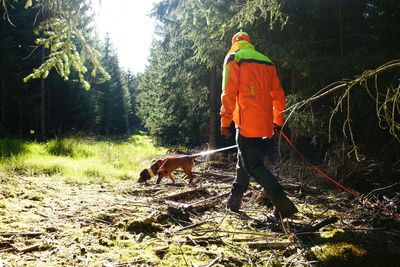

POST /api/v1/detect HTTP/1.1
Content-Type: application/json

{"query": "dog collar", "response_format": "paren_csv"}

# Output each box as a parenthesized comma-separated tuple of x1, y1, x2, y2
(147, 168, 156, 177)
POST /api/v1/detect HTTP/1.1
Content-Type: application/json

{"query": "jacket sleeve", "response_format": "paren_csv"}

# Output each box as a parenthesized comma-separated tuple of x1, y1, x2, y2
(270, 66, 286, 126)
(220, 55, 240, 127)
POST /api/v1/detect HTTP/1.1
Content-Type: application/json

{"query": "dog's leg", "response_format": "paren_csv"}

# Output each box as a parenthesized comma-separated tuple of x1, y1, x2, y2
(156, 172, 165, 184)
(167, 173, 176, 183)
(184, 169, 194, 183)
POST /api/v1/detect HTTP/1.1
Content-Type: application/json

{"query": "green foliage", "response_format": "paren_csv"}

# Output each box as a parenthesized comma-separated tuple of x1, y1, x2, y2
(24, 0, 33, 9)
(20, 0, 110, 90)
(0, 139, 29, 157)
(138, 0, 400, 168)
(46, 139, 94, 158)
(137, 35, 210, 146)
(0, 134, 167, 183)
(94, 35, 131, 135)
(0, 1, 137, 138)
(228, 0, 288, 30)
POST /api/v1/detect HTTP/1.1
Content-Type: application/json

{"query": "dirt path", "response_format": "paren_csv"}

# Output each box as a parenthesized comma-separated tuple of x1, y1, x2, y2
(1, 174, 399, 266)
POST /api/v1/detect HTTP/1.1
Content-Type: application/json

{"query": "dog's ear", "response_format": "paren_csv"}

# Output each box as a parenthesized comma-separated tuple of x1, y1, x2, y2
(153, 159, 163, 169)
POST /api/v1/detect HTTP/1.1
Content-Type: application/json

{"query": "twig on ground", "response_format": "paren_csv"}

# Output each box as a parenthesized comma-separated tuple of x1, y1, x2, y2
(0, 232, 45, 237)
(189, 192, 230, 207)
(177, 241, 190, 267)
(265, 253, 276, 266)
(221, 239, 254, 267)
(164, 188, 209, 201)
(365, 183, 398, 199)
(298, 216, 339, 234)
(247, 241, 292, 249)
(304, 198, 345, 227)
(206, 254, 223, 267)
(173, 220, 216, 233)
(18, 243, 47, 253)
(189, 228, 280, 237)
(193, 171, 236, 179)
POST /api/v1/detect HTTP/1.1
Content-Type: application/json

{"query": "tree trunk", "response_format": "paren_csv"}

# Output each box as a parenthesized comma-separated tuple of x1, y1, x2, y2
(18, 101, 22, 136)
(125, 112, 130, 136)
(337, 0, 344, 76)
(291, 70, 301, 94)
(208, 67, 217, 160)
(0, 69, 6, 136)
(40, 47, 46, 141)
(47, 80, 51, 136)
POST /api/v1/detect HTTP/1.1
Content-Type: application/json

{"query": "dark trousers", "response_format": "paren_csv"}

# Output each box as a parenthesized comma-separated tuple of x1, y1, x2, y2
(231, 131, 286, 204)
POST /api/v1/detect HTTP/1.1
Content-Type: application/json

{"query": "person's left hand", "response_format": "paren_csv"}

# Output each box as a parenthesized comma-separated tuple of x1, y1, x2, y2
(273, 123, 282, 134)
(221, 127, 231, 139)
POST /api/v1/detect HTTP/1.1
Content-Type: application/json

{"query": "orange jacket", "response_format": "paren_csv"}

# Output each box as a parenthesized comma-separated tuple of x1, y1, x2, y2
(220, 41, 286, 138)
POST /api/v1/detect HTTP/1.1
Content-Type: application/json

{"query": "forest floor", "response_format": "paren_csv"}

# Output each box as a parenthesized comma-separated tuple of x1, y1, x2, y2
(1, 158, 400, 266)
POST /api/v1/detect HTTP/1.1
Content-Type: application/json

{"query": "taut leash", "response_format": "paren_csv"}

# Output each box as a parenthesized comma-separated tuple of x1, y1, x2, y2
(280, 131, 400, 219)
(192, 145, 238, 157)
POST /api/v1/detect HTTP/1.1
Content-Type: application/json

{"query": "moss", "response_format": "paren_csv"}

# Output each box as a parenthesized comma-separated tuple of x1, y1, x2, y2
(320, 228, 344, 238)
(99, 237, 115, 247)
(22, 192, 44, 201)
(126, 220, 163, 235)
(310, 229, 400, 267)
(95, 212, 115, 223)
(313, 242, 367, 264)
(90, 244, 109, 253)
(0, 201, 6, 209)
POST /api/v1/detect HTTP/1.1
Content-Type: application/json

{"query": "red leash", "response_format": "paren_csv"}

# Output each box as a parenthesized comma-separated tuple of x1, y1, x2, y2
(280, 131, 400, 219)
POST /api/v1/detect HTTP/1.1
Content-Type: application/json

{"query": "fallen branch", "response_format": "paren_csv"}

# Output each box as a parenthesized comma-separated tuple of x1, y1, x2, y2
(189, 192, 230, 207)
(365, 183, 398, 199)
(0, 232, 45, 237)
(173, 221, 215, 233)
(164, 188, 209, 201)
(184, 236, 225, 246)
(284, 59, 400, 112)
(308, 216, 338, 232)
(206, 254, 223, 267)
(221, 240, 254, 266)
(191, 171, 236, 180)
(231, 237, 261, 242)
(299, 216, 339, 233)
(164, 200, 192, 210)
(164, 192, 229, 211)
(18, 243, 48, 253)
(128, 188, 164, 195)
(154, 246, 169, 255)
(187, 228, 278, 237)
(247, 241, 292, 249)
(103, 259, 145, 267)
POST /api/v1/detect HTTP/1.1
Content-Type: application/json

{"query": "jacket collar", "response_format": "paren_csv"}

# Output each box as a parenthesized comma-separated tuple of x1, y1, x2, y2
(227, 40, 255, 55)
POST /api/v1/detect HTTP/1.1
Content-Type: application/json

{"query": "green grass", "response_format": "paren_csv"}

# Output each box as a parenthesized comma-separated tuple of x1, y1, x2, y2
(0, 134, 167, 184)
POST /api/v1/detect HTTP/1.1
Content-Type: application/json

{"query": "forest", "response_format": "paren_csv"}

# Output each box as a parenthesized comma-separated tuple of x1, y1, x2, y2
(1, 0, 400, 266)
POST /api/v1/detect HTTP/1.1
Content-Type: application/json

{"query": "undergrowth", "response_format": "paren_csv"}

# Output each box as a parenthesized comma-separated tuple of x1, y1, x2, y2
(0, 134, 166, 184)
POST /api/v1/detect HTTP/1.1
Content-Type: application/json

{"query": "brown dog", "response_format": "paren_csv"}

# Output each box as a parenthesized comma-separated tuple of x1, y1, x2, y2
(138, 159, 163, 183)
(138, 156, 197, 184)
(156, 156, 197, 184)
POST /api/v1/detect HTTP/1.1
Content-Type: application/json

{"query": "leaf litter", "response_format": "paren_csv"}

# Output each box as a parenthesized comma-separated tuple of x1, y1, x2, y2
(1, 158, 400, 266)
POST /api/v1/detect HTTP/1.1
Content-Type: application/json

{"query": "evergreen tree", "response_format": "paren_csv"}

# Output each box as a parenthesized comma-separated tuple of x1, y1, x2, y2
(137, 35, 209, 146)
(95, 35, 131, 136)
(0, 1, 43, 137)
(126, 71, 142, 129)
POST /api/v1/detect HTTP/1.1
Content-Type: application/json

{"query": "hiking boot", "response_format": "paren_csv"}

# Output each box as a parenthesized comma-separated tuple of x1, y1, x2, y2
(273, 196, 298, 219)
(227, 193, 243, 213)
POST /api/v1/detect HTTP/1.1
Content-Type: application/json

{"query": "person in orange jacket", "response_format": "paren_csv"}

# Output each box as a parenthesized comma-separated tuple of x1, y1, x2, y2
(220, 32, 297, 219)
